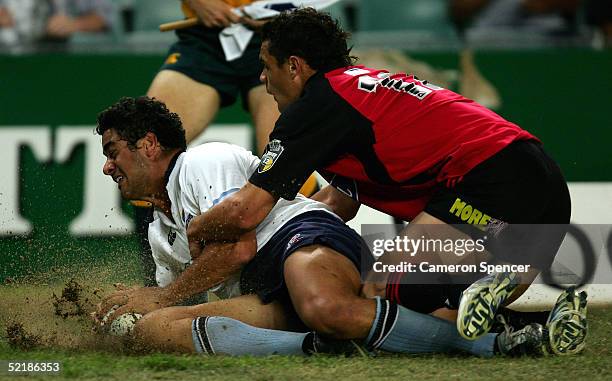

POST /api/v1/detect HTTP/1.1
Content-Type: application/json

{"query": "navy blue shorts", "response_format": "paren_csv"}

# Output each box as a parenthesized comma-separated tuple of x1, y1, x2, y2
(240, 211, 373, 304)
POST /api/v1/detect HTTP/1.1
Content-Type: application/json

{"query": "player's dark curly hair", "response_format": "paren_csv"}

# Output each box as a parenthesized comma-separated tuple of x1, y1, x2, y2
(261, 8, 355, 71)
(96, 96, 186, 151)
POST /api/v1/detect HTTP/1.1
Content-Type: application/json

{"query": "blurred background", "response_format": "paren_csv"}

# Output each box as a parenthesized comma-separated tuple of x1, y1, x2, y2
(0, 1, 610, 295)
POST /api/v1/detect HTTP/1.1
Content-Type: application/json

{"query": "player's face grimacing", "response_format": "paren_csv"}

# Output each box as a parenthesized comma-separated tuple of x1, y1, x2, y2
(101, 129, 150, 201)
(259, 41, 303, 112)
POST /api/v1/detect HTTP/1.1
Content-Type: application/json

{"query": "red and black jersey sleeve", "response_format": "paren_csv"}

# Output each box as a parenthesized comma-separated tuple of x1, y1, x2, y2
(249, 72, 372, 200)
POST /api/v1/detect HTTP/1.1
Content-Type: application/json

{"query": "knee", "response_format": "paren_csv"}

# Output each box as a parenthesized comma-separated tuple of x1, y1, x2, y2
(297, 296, 364, 339)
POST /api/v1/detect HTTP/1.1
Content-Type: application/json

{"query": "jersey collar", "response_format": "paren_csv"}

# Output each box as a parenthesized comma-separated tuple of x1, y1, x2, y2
(163, 150, 185, 186)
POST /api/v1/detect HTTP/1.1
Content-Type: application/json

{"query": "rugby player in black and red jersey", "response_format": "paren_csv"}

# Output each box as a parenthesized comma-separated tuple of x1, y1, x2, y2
(185, 8, 587, 355)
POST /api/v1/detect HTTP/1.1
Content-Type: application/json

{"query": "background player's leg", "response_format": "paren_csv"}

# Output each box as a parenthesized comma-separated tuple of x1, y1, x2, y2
(147, 70, 221, 142)
(247, 84, 279, 155)
(134, 294, 299, 353)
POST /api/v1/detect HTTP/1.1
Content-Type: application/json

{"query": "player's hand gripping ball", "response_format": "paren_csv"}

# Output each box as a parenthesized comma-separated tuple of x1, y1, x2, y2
(100, 305, 143, 336)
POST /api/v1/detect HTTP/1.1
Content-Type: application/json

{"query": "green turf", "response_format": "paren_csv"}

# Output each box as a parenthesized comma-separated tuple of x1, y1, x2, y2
(1, 279, 611, 381)
(1, 326, 611, 381)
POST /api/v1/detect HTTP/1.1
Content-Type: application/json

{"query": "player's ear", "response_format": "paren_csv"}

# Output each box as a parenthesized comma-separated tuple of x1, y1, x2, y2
(287, 56, 300, 77)
(141, 132, 160, 157)
(288, 56, 313, 81)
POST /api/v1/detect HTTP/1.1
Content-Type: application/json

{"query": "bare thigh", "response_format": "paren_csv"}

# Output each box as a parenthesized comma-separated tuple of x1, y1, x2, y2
(284, 245, 376, 339)
(247, 85, 279, 154)
(147, 70, 221, 142)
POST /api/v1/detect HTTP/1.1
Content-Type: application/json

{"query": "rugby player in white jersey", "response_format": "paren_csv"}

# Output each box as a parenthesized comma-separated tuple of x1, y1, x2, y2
(93, 96, 577, 357)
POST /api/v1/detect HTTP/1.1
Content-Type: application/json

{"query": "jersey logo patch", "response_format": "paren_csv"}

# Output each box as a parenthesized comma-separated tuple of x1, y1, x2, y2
(165, 53, 180, 65)
(344, 67, 371, 76)
(258, 139, 284, 173)
(168, 230, 177, 246)
(330, 175, 359, 201)
(184, 213, 195, 228)
(287, 233, 303, 251)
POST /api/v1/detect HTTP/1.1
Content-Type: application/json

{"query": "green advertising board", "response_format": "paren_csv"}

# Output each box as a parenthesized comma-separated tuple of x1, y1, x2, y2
(1, 48, 611, 280)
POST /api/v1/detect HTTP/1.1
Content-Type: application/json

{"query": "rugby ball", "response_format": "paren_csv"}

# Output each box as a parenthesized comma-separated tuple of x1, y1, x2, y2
(100, 305, 143, 336)
(108, 312, 143, 336)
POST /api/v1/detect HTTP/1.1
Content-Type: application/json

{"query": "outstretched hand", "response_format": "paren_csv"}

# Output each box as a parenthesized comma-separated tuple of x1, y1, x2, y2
(93, 285, 172, 325)
(188, 0, 241, 28)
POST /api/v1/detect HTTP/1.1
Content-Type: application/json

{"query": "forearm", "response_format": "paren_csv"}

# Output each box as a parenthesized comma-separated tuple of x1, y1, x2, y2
(161, 242, 245, 304)
(184, 0, 239, 27)
(95, 239, 254, 320)
(187, 205, 251, 244)
(187, 183, 277, 243)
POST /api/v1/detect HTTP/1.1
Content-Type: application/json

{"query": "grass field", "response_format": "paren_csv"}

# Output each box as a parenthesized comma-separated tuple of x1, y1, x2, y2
(1, 271, 611, 381)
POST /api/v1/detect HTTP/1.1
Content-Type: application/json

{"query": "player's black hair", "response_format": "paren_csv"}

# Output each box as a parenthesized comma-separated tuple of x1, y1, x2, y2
(95, 96, 186, 151)
(261, 8, 355, 72)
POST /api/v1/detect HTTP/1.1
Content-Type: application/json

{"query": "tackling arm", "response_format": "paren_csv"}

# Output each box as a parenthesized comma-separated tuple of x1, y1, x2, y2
(186, 181, 277, 247)
(96, 232, 257, 322)
(161, 231, 257, 303)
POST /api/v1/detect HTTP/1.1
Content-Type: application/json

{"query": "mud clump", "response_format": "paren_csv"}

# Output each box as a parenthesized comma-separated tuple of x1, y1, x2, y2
(1, 270, 138, 353)
(52, 279, 87, 319)
(6, 322, 42, 350)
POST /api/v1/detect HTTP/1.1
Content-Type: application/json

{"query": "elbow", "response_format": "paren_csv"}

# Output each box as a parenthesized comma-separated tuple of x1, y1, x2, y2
(234, 247, 257, 266)
(225, 195, 264, 232)
(226, 207, 257, 233)
(234, 211, 260, 232)
(186, 221, 201, 245)
(231, 238, 258, 267)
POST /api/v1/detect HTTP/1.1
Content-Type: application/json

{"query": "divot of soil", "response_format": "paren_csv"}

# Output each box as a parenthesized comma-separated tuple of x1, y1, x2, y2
(52, 279, 87, 319)
(6, 322, 42, 350)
